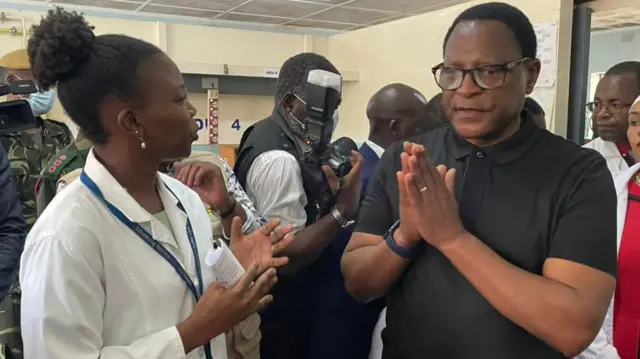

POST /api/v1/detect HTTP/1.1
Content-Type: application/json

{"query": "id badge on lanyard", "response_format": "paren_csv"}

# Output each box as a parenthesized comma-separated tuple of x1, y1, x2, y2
(80, 172, 213, 359)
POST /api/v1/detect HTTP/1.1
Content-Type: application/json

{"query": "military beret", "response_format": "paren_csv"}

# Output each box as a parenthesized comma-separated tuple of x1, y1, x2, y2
(0, 49, 30, 70)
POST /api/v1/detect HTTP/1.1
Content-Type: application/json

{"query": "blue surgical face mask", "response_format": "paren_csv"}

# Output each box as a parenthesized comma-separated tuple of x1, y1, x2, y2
(25, 90, 55, 117)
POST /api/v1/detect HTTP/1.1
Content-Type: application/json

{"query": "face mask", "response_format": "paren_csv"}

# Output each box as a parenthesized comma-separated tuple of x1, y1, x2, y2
(25, 90, 56, 117)
(332, 109, 340, 132)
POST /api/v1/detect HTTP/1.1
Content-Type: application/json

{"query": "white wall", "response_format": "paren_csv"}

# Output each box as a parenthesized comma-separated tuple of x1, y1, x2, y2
(589, 27, 640, 75)
(1, 2, 573, 143)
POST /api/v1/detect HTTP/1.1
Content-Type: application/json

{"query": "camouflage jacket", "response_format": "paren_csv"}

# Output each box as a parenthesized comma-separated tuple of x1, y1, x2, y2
(0, 118, 71, 359)
(0, 118, 72, 229)
(0, 275, 20, 359)
(35, 133, 92, 216)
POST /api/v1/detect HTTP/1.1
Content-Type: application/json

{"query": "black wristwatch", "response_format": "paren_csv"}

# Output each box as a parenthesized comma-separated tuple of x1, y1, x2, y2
(384, 220, 419, 259)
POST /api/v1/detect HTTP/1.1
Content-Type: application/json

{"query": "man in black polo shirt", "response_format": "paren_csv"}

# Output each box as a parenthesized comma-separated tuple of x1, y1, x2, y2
(341, 3, 617, 359)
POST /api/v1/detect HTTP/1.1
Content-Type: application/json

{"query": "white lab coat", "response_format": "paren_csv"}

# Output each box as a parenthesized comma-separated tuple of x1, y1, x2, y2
(19, 149, 227, 359)
(576, 162, 640, 359)
(583, 138, 630, 176)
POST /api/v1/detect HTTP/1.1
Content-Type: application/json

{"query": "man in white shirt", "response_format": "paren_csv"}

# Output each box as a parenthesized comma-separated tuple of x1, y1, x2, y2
(362, 85, 444, 359)
(233, 53, 363, 359)
(584, 61, 640, 174)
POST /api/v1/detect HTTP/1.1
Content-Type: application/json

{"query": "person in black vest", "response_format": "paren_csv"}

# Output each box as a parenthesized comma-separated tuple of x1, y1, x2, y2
(342, 3, 617, 359)
(234, 53, 363, 359)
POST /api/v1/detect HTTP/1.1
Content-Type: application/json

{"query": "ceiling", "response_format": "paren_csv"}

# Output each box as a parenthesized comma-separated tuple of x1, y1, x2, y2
(591, 3, 640, 31)
(37, 0, 468, 32)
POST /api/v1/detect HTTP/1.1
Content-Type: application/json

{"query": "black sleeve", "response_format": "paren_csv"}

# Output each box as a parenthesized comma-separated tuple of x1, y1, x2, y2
(354, 150, 396, 236)
(0, 146, 26, 297)
(547, 154, 617, 276)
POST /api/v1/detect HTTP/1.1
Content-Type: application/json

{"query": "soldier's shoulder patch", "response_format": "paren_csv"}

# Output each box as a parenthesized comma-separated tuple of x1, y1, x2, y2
(40, 148, 80, 180)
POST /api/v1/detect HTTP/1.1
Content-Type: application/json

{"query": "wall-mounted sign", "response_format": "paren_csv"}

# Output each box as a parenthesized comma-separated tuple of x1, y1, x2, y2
(195, 118, 207, 131)
(232, 119, 241, 131)
(264, 68, 279, 78)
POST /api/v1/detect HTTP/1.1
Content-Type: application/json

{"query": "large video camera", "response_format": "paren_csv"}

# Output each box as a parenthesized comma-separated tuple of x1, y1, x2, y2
(301, 69, 341, 152)
(0, 79, 38, 135)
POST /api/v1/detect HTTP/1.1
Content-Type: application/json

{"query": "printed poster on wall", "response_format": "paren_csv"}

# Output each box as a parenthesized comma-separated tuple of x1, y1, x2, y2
(208, 89, 220, 145)
(533, 22, 558, 88)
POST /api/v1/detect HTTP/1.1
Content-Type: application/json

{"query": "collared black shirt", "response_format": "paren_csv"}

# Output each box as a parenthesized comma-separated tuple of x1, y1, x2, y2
(355, 116, 617, 359)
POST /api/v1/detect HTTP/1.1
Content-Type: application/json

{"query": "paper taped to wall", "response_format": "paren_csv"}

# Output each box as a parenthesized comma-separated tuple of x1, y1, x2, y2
(534, 22, 558, 88)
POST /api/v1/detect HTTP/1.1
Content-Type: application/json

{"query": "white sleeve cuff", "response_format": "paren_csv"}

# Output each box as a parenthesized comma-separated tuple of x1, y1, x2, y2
(97, 326, 187, 359)
(164, 326, 188, 359)
(221, 204, 258, 240)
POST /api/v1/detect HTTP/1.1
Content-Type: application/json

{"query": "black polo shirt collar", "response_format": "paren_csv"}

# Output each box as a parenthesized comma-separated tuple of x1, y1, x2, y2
(447, 111, 541, 164)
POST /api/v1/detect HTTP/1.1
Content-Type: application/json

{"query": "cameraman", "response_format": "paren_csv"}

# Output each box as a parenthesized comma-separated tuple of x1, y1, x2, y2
(0, 49, 72, 228)
(234, 53, 363, 359)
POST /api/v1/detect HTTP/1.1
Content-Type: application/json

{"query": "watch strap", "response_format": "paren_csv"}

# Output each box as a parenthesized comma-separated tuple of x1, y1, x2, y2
(331, 206, 355, 229)
(384, 221, 418, 259)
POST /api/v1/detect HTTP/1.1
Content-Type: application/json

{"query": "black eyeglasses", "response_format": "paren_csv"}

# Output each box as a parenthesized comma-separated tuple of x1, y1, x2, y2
(586, 102, 633, 115)
(431, 58, 530, 91)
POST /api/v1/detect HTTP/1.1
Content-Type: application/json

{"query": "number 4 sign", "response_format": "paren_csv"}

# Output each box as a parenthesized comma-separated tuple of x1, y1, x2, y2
(231, 119, 241, 131)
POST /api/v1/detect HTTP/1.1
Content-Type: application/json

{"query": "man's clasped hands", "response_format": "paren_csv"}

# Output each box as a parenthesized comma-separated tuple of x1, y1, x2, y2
(394, 142, 468, 252)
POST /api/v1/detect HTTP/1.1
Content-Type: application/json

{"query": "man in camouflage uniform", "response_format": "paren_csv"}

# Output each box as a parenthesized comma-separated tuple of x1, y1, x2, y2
(0, 49, 73, 227)
(0, 49, 73, 359)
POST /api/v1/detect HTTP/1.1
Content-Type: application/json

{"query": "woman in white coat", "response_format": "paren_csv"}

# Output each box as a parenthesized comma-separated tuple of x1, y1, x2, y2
(19, 8, 292, 359)
(578, 95, 640, 359)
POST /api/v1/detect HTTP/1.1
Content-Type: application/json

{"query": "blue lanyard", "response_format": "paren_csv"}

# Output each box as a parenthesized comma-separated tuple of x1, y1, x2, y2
(80, 171, 213, 359)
